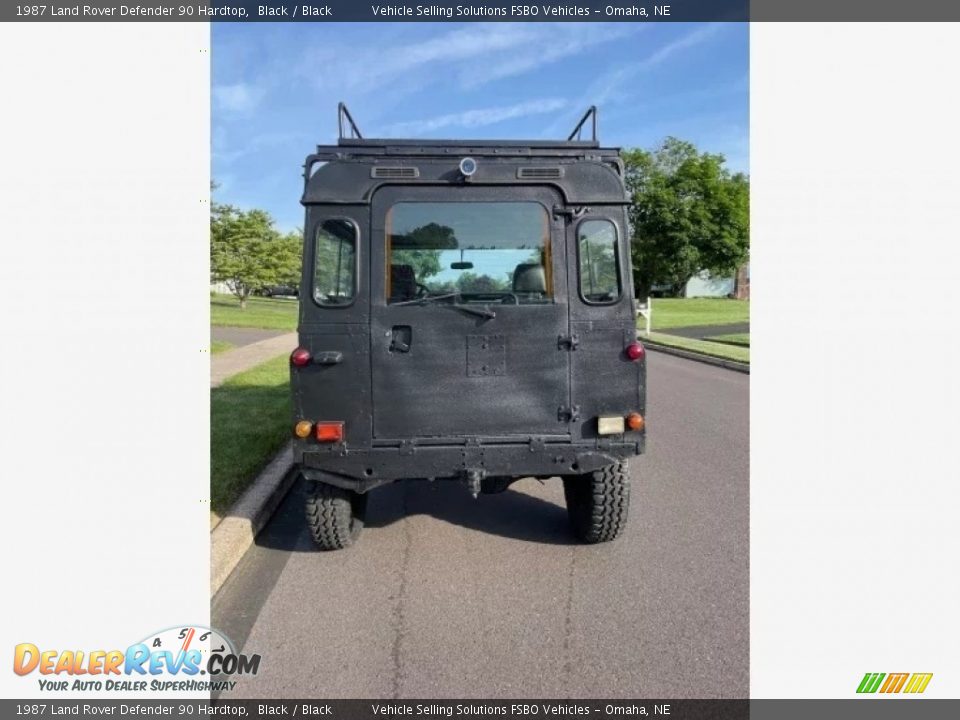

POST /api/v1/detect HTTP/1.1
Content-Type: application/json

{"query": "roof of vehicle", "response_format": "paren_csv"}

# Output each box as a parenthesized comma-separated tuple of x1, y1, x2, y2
(300, 103, 629, 206)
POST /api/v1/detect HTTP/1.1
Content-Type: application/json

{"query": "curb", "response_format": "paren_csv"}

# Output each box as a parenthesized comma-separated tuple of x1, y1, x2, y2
(642, 340, 750, 374)
(210, 441, 296, 596)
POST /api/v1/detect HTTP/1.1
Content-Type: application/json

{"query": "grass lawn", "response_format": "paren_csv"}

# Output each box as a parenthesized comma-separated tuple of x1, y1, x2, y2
(210, 354, 291, 522)
(704, 333, 750, 347)
(211, 340, 234, 355)
(643, 332, 749, 364)
(211, 294, 298, 331)
(649, 298, 749, 330)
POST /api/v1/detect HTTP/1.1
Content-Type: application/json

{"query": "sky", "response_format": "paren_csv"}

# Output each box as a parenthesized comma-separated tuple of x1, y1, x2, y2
(212, 22, 749, 232)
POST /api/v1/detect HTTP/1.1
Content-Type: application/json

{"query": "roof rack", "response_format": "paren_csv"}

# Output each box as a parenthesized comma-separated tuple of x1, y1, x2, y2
(338, 102, 363, 140)
(334, 102, 599, 145)
(567, 106, 597, 142)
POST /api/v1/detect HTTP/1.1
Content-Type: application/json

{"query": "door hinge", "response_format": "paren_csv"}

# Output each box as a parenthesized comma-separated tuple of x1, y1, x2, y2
(558, 405, 581, 423)
(558, 333, 580, 351)
(553, 205, 589, 222)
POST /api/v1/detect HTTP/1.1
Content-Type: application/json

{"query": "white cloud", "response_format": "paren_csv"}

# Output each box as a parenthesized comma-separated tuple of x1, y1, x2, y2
(383, 98, 568, 136)
(212, 128, 309, 166)
(592, 23, 723, 106)
(542, 24, 725, 137)
(457, 24, 640, 88)
(212, 82, 263, 113)
(303, 24, 639, 97)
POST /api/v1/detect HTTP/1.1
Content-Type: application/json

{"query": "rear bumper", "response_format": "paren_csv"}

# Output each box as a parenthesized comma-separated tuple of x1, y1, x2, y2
(296, 439, 643, 493)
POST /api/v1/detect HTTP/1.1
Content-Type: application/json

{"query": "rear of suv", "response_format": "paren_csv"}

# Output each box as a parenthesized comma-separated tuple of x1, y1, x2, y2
(290, 105, 646, 549)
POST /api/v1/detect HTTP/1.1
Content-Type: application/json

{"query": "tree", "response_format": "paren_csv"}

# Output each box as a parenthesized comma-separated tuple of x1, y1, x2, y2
(391, 222, 454, 284)
(211, 203, 291, 307)
(393, 249, 443, 284)
(275, 230, 303, 288)
(623, 138, 749, 297)
(456, 272, 508, 293)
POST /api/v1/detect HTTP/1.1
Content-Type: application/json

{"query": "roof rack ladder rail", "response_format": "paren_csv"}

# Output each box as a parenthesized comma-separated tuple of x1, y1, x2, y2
(566, 105, 597, 142)
(338, 101, 363, 140)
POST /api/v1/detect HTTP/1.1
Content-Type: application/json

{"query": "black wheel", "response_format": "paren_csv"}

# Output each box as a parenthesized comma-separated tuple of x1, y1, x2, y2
(562, 462, 631, 543)
(305, 480, 367, 550)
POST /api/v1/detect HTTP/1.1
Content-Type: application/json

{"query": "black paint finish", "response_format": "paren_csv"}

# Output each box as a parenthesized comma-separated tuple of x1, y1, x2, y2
(291, 132, 645, 491)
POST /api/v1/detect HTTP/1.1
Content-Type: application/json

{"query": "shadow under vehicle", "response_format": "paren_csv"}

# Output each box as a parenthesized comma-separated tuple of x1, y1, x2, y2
(289, 104, 646, 549)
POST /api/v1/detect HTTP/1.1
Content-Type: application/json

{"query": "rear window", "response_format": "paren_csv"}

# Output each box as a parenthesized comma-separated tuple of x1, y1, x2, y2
(313, 219, 357, 306)
(386, 202, 551, 304)
(577, 219, 621, 304)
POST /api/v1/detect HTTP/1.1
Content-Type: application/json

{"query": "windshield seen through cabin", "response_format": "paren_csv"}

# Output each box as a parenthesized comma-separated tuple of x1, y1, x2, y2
(386, 202, 552, 304)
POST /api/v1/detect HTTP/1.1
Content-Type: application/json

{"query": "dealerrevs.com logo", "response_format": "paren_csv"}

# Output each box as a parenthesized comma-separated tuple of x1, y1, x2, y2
(13, 625, 260, 693)
(856, 673, 933, 694)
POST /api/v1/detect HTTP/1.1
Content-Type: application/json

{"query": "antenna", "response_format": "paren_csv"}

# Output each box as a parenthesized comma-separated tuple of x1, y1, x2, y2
(338, 102, 363, 140)
(566, 106, 598, 142)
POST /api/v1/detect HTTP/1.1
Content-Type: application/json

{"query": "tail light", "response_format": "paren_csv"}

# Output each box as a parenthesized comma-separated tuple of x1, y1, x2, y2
(625, 341, 645, 361)
(315, 421, 344, 443)
(291, 347, 312, 366)
(626, 412, 645, 431)
(294, 421, 313, 438)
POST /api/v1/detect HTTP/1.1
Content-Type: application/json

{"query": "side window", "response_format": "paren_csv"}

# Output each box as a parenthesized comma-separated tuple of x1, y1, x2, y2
(313, 219, 357, 306)
(577, 219, 621, 304)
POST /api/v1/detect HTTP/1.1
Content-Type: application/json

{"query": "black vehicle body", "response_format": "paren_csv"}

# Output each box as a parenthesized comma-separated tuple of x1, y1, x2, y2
(290, 106, 645, 546)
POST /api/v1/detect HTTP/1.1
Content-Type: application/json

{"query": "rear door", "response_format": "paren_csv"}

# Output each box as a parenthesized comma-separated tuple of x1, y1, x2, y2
(565, 208, 643, 439)
(369, 185, 571, 440)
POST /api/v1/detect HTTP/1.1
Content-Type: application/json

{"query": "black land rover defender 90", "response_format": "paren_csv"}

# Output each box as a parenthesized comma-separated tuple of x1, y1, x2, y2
(290, 104, 646, 549)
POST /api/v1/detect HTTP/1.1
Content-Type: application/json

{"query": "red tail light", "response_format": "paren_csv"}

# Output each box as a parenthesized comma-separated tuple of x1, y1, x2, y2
(625, 341, 645, 361)
(315, 421, 344, 443)
(291, 347, 312, 367)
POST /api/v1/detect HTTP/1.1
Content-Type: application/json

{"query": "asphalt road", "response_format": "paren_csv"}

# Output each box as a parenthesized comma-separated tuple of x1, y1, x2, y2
(212, 352, 749, 698)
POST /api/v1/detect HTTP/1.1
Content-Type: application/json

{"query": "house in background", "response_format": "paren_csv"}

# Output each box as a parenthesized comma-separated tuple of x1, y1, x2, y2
(683, 263, 750, 299)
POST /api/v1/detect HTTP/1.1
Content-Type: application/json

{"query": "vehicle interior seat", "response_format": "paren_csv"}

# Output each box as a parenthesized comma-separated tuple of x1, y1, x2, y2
(390, 264, 417, 302)
(512, 263, 547, 299)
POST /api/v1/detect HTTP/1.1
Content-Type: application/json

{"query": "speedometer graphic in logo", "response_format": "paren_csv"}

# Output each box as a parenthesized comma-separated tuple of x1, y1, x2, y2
(138, 625, 235, 675)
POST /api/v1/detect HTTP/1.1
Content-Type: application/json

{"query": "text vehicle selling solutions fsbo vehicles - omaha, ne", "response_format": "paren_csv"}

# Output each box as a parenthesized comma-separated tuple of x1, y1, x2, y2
(289, 104, 646, 550)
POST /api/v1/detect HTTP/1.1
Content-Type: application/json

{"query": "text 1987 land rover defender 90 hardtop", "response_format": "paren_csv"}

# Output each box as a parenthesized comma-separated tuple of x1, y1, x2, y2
(290, 104, 645, 549)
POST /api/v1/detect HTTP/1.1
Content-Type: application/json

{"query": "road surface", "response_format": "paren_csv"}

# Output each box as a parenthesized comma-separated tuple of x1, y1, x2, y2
(212, 352, 749, 698)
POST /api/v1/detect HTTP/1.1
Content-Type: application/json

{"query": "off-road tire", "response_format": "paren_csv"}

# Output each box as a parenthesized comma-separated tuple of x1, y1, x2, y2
(305, 480, 367, 550)
(562, 462, 630, 543)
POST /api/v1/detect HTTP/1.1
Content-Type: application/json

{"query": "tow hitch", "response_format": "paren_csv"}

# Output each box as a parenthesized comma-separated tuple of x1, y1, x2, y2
(463, 469, 486, 499)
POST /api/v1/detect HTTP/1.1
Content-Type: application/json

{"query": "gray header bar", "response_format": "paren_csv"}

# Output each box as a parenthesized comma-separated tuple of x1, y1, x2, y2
(2, 700, 960, 719)
(5, 1, 960, 22)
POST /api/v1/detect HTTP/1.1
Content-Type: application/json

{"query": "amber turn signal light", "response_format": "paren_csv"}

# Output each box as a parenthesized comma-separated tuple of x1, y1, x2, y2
(315, 421, 345, 443)
(294, 421, 313, 438)
(626, 412, 644, 431)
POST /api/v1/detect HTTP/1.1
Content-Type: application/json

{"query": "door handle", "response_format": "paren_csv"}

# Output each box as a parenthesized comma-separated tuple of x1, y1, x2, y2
(314, 351, 343, 365)
(390, 325, 412, 353)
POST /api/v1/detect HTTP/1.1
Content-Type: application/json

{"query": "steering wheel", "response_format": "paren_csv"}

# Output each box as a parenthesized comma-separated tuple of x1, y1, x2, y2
(415, 282, 431, 297)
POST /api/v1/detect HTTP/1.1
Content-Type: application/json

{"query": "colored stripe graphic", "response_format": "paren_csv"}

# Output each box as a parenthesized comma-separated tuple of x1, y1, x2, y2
(857, 672, 933, 694)
(856, 673, 886, 693)
(880, 673, 909, 693)
(903, 673, 933, 694)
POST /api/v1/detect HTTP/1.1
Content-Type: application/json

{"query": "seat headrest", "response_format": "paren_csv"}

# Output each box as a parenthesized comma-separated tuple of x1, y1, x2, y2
(391, 264, 417, 300)
(513, 263, 547, 294)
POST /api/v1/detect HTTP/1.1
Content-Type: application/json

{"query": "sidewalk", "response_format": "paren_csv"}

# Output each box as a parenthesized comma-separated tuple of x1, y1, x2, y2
(210, 332, 297, 387)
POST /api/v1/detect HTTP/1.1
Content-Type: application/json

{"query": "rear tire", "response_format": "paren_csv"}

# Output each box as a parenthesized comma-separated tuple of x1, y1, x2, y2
(562, 462, 631, 543)
(305, 480, 367, 550)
